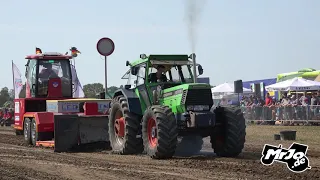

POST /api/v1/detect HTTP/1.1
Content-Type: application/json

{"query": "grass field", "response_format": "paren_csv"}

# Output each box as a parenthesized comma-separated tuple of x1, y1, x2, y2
(245, 125, 320, 161)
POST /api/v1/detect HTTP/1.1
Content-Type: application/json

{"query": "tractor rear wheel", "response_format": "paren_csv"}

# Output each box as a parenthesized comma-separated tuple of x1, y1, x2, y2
(108, 95, 143, 154)
(23, 118, 32, 145)
(211, 106, 246, 157)
(30, 118, 38, 146)
(142, 105, 178, 159)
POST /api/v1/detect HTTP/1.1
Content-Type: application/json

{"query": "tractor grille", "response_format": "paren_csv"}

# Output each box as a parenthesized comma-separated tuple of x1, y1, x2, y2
(181, 88, 213, 106)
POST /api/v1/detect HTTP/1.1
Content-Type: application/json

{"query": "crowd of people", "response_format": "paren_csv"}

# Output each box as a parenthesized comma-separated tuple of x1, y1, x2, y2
(240, 91, 320, 124)
(0, 108, 14, 126)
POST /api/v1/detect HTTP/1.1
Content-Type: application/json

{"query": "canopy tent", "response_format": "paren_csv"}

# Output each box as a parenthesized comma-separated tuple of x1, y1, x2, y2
(211, 83, 252, 104)
(265, 77, 320, 91)
(211, 82, 252, 93)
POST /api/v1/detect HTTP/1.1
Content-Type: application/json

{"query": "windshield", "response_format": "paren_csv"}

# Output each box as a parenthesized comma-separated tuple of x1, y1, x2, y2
(37, 59, 72, 97)
(148, 64, 193, 83)
(38, 60, 71, 79)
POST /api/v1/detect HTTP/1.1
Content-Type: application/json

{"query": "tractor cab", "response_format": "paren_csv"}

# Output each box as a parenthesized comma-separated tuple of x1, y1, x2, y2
(123, 54, 204, 90)
(121, 54, 208, 111)
(25, 52, 73, 98)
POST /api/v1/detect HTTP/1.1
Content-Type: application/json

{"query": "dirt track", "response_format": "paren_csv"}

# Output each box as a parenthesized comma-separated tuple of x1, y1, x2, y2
(0, 126, 319, 180)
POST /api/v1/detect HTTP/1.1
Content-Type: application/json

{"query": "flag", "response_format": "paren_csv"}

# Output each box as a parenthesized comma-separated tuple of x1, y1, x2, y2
(70, 47, 81, 57)
(71, 64, 85, 98)
(36, 47, 42, 54)
(12, 61, 23, 99)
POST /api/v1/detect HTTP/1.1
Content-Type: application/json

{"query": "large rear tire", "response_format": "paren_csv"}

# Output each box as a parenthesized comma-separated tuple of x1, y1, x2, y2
(23, 118, 32, 145)
(211, 106, 246, 157)
(30, 118, 38, 146)
(142, 105, 178, 159)
(108, 95, 143, 154)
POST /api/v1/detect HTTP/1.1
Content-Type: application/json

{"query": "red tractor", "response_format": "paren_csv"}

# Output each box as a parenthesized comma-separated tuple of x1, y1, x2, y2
(13, 51, 111, 152)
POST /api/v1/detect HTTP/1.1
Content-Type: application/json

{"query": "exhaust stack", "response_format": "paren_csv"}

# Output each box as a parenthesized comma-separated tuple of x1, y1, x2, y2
(190, 53, 197, 83)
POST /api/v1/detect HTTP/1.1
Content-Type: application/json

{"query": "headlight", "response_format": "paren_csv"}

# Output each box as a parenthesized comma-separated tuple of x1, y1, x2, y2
(187, 105, 210, 111)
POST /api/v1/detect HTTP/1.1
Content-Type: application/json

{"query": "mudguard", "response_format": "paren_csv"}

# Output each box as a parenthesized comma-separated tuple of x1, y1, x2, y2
(114, 88, 142, 115)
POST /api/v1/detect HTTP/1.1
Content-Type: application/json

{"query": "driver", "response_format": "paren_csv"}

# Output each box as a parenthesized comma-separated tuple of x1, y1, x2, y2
(38, 63, 58, 79)
(149, 65, 168, 83)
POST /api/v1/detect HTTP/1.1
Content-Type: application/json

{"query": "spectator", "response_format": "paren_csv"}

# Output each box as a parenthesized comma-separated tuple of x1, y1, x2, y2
(311, 93, 319, 119)
(290, 95, 299, 120)
(281, 95, 292, 122)
(299, 93, 309, 120)
(240, 96, 247, 107)
(270, 97, 277, 121)
(255, 97, 264, 120)
(265, 93, 272, 106)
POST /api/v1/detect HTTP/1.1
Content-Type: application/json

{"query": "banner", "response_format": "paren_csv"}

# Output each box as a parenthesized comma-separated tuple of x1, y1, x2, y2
(12, 61, 23, 99)
(71, 64, 85, 98)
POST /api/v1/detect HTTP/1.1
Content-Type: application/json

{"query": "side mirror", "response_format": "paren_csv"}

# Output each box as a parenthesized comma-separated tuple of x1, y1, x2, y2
(124, 84, 131, 89)
(126, 61, 130, 66)
(140, 54, 147, 59)
(131, 67, 139, 75)
(198, 65, 203, 75)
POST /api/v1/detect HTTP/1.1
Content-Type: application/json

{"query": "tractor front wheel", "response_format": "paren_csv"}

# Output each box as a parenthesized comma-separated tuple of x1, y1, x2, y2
(23, 118, 32, 145)
(142, 105, 178, 159)
(108, 95, 143, 154)
(211, 106, 246, 157)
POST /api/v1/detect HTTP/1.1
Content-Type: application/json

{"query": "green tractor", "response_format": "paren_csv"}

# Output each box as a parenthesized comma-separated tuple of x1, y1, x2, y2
(108, 54, 246, 159)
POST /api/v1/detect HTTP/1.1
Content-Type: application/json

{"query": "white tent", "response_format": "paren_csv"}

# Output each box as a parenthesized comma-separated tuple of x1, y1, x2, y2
(306, 79, 320, 86)
(211, 82, 252, 93)
(265, 77, 320, 91)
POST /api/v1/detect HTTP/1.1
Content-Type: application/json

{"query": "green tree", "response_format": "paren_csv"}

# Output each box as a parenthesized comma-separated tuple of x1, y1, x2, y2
(83, 83, 105, 98)
(0, 87, 11, 106)
(107, 86, 119, 97)
(9, 89, 14, 100)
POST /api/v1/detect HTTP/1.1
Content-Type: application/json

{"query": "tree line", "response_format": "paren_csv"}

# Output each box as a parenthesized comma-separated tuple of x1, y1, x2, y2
(0, 83, 120, 107)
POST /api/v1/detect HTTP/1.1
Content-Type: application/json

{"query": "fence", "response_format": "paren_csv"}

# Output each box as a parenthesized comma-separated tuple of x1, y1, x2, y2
(241, 105, 320, 125)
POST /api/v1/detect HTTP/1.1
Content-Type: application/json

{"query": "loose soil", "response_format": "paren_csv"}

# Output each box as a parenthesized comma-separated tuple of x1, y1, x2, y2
(0, 125, 319, 180)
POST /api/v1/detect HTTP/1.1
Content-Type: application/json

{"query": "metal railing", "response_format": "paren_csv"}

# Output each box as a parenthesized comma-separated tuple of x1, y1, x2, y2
(241, 105, 320, 125)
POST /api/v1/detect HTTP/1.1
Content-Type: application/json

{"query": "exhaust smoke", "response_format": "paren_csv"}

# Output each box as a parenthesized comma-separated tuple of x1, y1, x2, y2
(184, 0, 206, 52)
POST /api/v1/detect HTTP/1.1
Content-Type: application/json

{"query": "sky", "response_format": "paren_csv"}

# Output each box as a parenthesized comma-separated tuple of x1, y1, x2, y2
(1, 0, 319, 89)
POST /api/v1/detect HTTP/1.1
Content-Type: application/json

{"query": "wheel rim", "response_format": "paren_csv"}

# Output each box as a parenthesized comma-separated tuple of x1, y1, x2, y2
(147, 118, 157, 148)
(114, 110, 125, 145)
(24, 122, 29, 140)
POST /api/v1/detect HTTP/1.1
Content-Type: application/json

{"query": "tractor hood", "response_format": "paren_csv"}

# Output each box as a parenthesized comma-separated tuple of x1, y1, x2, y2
(161, 83, 213, 113)
(162, 83, 211, 96)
